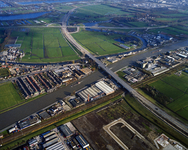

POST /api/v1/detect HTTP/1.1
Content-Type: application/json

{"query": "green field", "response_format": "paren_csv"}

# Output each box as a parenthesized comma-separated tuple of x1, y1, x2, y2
(0, 68, 10, 77)
(78, 5, 128, 16)
(72, 30, 137, 55)
(149, 72, 188, 120)
(156, 18, 179, 22)
(69, 4, 130, 25)
(0, 82, 22, 111)
(11, 28, 79, 62)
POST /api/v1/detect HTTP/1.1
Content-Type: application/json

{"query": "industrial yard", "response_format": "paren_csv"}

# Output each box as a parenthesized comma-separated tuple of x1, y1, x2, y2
(25, 122, 91, 150)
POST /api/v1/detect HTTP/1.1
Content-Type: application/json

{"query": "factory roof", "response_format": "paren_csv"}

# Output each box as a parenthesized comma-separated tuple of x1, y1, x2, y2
(46, 142, 64, 150)
(59, 124, 73, 137)
(38, 110, 51, 120)
(76, 135, 89, 149)
(95, 81, 114, 95)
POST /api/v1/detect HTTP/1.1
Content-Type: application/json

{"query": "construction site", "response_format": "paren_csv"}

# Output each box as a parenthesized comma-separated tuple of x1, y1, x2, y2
(72, 99, 161, 150)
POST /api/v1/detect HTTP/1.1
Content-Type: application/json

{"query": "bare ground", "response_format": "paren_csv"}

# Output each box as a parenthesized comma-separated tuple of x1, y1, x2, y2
(72, 99, 159, 150)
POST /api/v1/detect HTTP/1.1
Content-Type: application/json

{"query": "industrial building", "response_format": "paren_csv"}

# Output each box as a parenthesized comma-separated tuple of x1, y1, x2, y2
(59, 124, 73, 138)
(75, 135, 89, 149)
(28, 139, 38, 148)
(38, 110, 51, 120)
(43, 137, 59, 149)
(77, 85, 103, 102)
(80, 67, 92, 75)
(45, 142, 64, 150)
(42, 131, 63, 149)
(17, 116, 41, 130)
(95, 81, 115, 95)
(77, 80, 115, 102)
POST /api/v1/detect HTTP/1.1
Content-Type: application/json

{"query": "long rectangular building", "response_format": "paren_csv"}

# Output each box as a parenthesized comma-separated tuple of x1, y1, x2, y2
(95, 81, 114, 95)
(46, 142, 64, 150)
(43, 137, 59, 149)
(76, 135, 89, 149)
(77, 85, 103, 102)
(59, 124, 73, 138)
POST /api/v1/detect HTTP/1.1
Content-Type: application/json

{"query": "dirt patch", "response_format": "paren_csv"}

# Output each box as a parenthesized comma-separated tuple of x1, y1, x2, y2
(72, 99, 159, 150)
(7, 37, 17, 44)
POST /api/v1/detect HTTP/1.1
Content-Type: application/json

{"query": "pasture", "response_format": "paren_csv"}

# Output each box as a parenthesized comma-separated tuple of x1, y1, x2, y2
(78, 5, 128, 16)
(0, 82, 22, 111)
(149, 72, 188, 120)
(72, 30, 136, 55)
(12, 27, 79, 62)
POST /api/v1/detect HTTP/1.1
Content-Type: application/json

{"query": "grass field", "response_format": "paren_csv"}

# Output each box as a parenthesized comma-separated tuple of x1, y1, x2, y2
(11, 28, 79, 62)
(149, 72, 188, 120)
(0, 68, 10, 77)
(72, 30, 136, 55)
(0, 82, 22, 111)
(156, 18, 179, 22)
(149, 26, 188, 36)
(69, 4, 130, 25)
(78, 5, 128, 16)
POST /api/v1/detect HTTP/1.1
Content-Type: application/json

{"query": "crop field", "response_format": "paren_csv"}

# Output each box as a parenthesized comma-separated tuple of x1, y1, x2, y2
(72, 30, 135, 55)
(12, 28, 79, 62)
(149, 72, 188, 120)
(0, 82, 22, 111)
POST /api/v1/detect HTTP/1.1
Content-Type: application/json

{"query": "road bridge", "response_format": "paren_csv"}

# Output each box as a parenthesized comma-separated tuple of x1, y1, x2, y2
(62, 8, 188, 138)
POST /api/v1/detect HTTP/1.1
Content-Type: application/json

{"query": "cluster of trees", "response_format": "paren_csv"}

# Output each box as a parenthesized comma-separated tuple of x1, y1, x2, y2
(141, 85, 173, 106)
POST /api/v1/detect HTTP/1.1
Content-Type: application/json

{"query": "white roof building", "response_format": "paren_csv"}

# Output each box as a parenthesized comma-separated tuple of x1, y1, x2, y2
(95, 81, 114, 95)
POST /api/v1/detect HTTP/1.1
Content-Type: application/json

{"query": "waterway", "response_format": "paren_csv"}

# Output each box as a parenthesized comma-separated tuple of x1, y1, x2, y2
(0, 39, 188, 131)
(17, 0, 83, 5)
(83, 20, 111, 27)
(0, 12, 49, 21)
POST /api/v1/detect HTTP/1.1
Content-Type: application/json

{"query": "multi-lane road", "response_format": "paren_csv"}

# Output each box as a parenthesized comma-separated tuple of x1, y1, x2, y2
(0, 8, 188, 138)
(62, 8, 188, 138)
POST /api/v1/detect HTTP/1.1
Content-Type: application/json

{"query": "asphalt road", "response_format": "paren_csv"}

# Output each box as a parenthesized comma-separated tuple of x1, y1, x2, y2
(0, 40, 188, 131)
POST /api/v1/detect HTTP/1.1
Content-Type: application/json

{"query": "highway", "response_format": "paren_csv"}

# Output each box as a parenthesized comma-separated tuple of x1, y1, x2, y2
(0, 8, 188, 137)
(0, 37, 187, 132)
(62, 8, 188, 138)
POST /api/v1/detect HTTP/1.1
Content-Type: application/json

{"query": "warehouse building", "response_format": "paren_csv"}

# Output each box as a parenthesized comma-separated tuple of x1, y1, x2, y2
(77, 85, 104, 102)
(45, 142, 64, 150)
(75, 135, 89, 149)
(43, 137, 59, 149)
(38, 110, 51, 120)
(80, 67, 92, 75)
(42, 131, 62, 149)
(59, 124, 73, 138)
(17, 116, 41, 130)
(95, 81, 114, 95)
